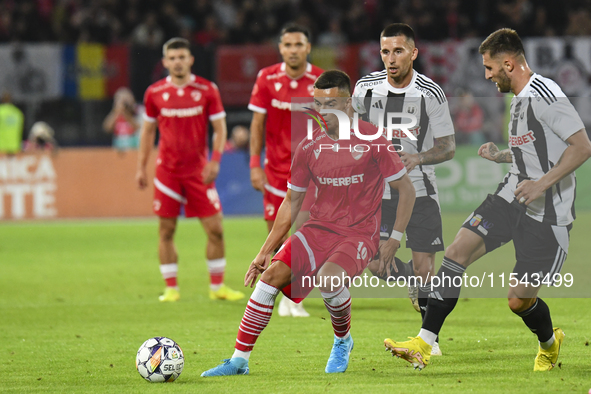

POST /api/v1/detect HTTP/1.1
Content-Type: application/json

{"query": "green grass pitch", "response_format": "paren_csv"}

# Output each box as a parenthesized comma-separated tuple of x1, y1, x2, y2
(1, 213, 591, 393)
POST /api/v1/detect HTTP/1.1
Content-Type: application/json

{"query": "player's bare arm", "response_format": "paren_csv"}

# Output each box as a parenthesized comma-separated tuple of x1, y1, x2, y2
(202, 117, 227, 184)
(136, 120, 157, 189)
(515, 129, 591, 205)
(378, 174, 415, 271)
(249, 111, 267, 191)
(399, 135, 455, 172)
(245, 189, 306, 287)
(478, 141, 512, 163)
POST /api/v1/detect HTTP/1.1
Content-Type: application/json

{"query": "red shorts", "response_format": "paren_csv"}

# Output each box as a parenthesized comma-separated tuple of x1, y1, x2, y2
(263, 170, 316, 221)
(272, 224, 377, 302)
(153, 165, 221, 218)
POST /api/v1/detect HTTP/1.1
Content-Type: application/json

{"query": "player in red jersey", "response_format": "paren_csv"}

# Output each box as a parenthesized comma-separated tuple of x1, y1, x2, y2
(136, 38, 244, 303)
(248, 23, 324, 316)
(201, 70, 415, 376)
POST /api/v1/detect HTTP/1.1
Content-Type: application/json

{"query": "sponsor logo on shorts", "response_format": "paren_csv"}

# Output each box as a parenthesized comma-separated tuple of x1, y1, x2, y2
(469, 214, 482, 227)
(265, 203, 275, 217)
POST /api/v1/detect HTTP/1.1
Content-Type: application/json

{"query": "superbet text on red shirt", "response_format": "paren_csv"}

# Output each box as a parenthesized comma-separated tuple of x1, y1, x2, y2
(144, 74, 226, 177)
(248, 62, 323, 178)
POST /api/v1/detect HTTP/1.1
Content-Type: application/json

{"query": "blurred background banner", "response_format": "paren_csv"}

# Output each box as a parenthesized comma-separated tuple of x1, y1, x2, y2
(0, 44, 63, 101)
(1, 38, 591, 147)
(0, 149, 264, 219)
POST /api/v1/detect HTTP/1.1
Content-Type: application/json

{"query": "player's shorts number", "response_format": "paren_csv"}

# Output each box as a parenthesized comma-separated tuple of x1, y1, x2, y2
(357, 242, 368, 261)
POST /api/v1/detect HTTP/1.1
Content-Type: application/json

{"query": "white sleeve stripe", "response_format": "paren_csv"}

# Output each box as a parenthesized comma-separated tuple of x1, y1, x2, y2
(384, 167, 407, 183)
(248, 104, 267, 114)
(208, 111, 226, 121)
(264, 184, 287, 197)
(287, 182, 307, 192)
(143, 114, 156, 122)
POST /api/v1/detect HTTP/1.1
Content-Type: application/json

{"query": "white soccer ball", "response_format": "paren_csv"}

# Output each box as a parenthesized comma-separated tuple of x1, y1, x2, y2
(136, 337, 184, 382)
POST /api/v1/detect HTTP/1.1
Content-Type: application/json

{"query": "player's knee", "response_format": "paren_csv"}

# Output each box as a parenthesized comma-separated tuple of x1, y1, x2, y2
(412, 258, 434, 279)
(207, 226, 224, 243)
(159, 223, 176, 241)
(260, 261, 291, 289)
(508, 297, 531, 313)
(444, 242, 470, 266)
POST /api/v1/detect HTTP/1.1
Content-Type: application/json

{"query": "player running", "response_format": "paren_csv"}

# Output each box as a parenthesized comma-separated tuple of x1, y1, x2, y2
(384, 28, 591, 371)
(136, 38, 244, 303)
(201, 70, 415, 376)
(352, 23, 455, 356)
(248, 23, 323, 317)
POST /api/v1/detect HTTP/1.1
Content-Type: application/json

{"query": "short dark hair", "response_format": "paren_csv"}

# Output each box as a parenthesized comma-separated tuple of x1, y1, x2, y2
(380, 23, 415, 43)
(280, 23, 310, 41)
(314, 70, 351, 94)
(479, 28, 525, 58)
(162, 37, 191, 56)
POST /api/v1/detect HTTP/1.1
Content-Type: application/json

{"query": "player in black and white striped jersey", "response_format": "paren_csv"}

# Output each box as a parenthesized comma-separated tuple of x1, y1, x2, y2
(385, 28, 591, 372)
(352, 24, 455, 357)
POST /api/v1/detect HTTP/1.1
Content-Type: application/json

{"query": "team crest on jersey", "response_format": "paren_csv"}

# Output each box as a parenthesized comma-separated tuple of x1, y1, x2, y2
(469, 214, 482, 227)
(191, 91, 202, 102)
(274, 82, 282, 92)
(162, 92, 170, 101)
(351, 149, 363, 160)
(177, 88, 184, 96)
(153, 199, 161, 211)
(405, 104, 418, 115)
(307, 84, 314, 95)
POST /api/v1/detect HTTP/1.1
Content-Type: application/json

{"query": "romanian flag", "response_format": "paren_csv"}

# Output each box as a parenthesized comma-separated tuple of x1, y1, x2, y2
(63, 44, 129, 100)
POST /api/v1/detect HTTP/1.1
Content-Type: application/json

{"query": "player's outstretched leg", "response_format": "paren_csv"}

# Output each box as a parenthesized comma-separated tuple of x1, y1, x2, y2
(533, 327, 565, 371)
(322, 285, 354, 373)
(385, 256, 466, 369)
(509, 295, 565, 371)
(201, 281, 279, 376)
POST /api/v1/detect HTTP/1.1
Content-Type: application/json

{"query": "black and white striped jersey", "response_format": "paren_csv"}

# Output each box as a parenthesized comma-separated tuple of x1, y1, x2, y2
(496, 73, 585, 226)
(352, 69, 454, 199)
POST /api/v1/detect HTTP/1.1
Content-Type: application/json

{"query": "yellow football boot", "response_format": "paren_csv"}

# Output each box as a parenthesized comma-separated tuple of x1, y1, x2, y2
(384, 336, 432, 370)
(210, 284, 245, 301)
(534, 327, 565, 371)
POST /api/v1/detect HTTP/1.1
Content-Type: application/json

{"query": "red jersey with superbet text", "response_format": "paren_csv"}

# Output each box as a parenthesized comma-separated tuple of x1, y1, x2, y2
(248, 62, 323, 180)
(288, 121, 406, 239)
(144, 74, 226, 177)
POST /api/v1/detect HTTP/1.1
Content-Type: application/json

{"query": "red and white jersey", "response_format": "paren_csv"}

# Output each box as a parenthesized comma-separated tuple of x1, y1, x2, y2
(248, 62, 323, 181)
(144, 74, 226, 177)
(289, 121, 407, 239)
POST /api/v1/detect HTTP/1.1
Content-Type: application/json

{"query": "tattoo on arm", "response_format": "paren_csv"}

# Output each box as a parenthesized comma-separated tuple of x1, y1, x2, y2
(494, 149, 513, 163)
(418, 135, 455, 165)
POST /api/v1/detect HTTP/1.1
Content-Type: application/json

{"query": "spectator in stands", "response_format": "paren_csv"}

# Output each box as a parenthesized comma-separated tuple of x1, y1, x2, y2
(23, 121, 57, 152)
(0, 91, 24, 155)
(452, 89, 485, 146)
(131, 12, 164, 48)
(224, 125, 249, 152)
(102, 87, 142, 151)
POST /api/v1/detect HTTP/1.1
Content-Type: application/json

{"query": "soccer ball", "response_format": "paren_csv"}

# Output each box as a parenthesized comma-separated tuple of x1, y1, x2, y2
(136, 337, 184, 382)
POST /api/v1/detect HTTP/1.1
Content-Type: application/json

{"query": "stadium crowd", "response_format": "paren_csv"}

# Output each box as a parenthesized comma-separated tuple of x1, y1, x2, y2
(1, 0, 591, 45)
